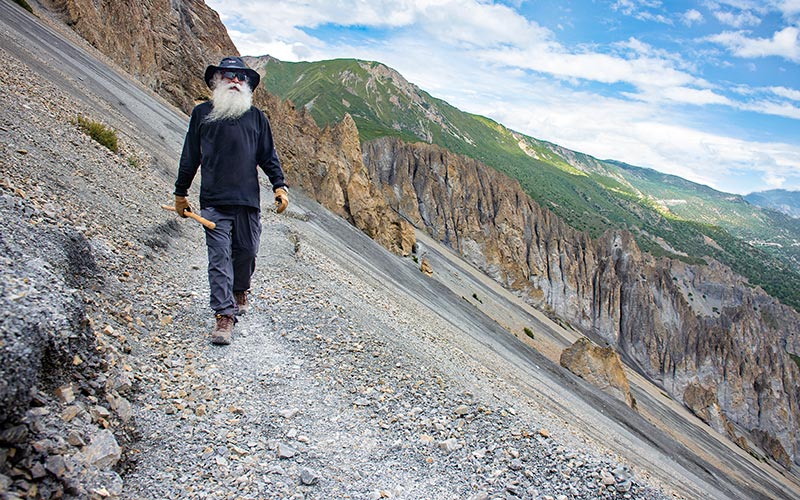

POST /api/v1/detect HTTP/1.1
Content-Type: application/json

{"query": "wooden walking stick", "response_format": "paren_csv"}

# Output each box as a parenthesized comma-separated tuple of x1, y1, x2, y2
(161, 205, 216, 230)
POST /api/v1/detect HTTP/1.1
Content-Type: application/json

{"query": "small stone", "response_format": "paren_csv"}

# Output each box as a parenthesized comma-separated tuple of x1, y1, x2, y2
(538, 428, 550, 438)
(616, 479, 632, 492)
(109, 396, 133, 423)
(78, 429, 121, 468)
(0, 425, 28, 445)
(62, 405, 81, 422)
(279, 408, 299, 418)
(67, 431, 85, 447)
(277, 442, 297, 459)
(55, 385, 75, 404)
(30, 463, 46, 480)
(454, 404, 470, 416)
(45, 455, 67, 479)
(299, 467, 319, 485)
(438, 438, 460, 453)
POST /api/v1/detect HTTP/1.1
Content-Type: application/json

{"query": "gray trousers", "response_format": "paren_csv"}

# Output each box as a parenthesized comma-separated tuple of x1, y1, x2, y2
(201, 206, 261, 316)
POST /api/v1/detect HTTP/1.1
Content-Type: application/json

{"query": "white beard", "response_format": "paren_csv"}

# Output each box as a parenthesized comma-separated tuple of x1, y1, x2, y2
(207, 80, 253, 122)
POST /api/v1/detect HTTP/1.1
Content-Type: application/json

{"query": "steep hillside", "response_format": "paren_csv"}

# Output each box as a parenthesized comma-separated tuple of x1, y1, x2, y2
(363, 136, 800, 469)
(251, 56, 800, 310)
(38, 0, 238, 114)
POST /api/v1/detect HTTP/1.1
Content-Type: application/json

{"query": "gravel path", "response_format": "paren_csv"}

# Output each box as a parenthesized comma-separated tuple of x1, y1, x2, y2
(121, 202, 670, 500)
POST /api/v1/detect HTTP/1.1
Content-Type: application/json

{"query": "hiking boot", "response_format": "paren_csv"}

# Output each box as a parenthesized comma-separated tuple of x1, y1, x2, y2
(234, 290, 249, 316)
(211, 314, 234, 345)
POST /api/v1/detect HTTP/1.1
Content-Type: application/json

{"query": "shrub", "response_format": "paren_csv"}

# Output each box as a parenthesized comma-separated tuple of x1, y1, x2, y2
(523, 327, 534, 340)
(75, 115, 118, 153)
(472, 293, 483, 304)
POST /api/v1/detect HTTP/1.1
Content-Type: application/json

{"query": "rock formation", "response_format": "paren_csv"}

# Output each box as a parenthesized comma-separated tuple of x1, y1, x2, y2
(362, 136, 800, 469)
(39, 0, 237, 113)
(253, 92, 415, 256)
(560, 338, 634, 408)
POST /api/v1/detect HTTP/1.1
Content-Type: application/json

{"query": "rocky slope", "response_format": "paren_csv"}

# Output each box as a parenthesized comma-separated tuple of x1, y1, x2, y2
(37, 0, 238, 114)
(362, 136, 800, 469)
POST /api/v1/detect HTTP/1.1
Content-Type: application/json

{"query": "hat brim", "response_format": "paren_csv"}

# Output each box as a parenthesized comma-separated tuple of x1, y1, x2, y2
(204, 65, 260, 90)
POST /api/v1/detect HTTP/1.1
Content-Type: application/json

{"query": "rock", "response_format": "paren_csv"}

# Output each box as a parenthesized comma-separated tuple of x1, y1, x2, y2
(78, 430, 121, 469)
(559, 337, 634, 407)
(0, 425, 28, 445)
(55, 385, 75, 404)
(439, 438, 460, 453)
(420, 258, 433, 276)
(252, 92, 415, 257)
(45, 455, 68, 479)
(299, 467, 319, 485)
(277, 442, 297, 459)
(279, 408, 299, 418)
(67, 430, 86, 447)
(39, 0, 238, 115)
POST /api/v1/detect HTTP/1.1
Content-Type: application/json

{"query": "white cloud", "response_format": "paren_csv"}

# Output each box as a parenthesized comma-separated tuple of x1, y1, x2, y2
(706, 25, 800, 62)
(711, 9, 762, 27)
(482, 88, 800, 193)
(770, 85, 800, 101)
(776, 0, 800, 20)
(742, 99, 800, 119)
(682, 9, 705, 26)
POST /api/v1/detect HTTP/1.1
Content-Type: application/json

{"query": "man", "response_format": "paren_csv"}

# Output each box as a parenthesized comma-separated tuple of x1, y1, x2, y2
(173, 56, 289, 345)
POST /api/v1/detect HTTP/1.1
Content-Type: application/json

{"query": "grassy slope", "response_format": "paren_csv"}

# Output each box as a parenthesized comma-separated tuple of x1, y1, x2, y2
(255, 57, 800, 310)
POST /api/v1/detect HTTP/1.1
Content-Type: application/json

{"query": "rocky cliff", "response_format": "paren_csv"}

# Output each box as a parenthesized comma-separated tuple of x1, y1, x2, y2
(253, 92, 415, 256)
(38, 0, 237, 113)
(362, 136, 800, 469)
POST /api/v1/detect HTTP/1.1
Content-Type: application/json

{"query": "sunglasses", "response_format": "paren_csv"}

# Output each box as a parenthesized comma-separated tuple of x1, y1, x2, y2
(220, 70, 247, 81)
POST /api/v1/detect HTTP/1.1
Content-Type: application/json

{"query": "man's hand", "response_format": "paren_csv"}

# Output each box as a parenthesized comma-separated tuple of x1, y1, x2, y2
(174, 195, 191, 218)
(274, 187, 289, 214)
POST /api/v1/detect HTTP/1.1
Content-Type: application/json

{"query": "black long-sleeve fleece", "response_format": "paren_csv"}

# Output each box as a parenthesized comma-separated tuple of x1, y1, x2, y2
(174, 101, 286, 209)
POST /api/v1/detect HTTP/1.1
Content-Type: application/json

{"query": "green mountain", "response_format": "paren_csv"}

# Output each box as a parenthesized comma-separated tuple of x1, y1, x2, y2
(247, 56, 800, 310)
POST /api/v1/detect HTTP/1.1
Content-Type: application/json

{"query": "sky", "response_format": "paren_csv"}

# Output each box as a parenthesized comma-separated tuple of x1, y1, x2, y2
(206, 0, 800, 195)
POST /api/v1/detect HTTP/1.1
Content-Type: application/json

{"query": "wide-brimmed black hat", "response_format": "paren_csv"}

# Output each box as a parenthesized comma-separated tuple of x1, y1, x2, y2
(204, 56, 260, 89)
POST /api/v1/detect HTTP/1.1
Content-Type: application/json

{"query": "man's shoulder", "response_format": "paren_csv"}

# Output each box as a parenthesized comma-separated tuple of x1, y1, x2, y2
(247, 105, 266, 117)
(192, 101, 213, 115)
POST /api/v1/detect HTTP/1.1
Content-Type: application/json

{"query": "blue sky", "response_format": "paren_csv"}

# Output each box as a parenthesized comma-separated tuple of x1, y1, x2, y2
(206, 0, 800, 195)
